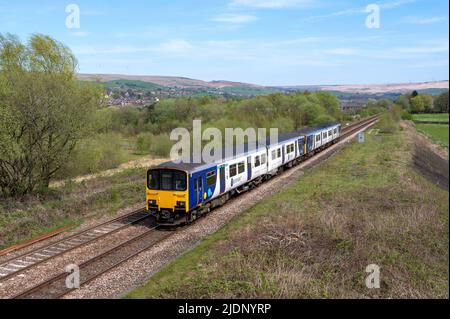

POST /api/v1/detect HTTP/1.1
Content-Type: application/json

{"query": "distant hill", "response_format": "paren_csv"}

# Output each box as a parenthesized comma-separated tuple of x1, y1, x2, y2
(78, 74, 261, 89)
(78, 73, 448, 96)
(279, 81, 449, 94)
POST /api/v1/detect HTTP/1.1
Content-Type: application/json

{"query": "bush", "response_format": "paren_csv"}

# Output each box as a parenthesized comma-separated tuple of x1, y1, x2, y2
(151, 134, 172, 157)
(401, 110, 413, 120)
(379, 113, 398, 134)
(135, 133, 154, 155)
(57, 133, 128, 178)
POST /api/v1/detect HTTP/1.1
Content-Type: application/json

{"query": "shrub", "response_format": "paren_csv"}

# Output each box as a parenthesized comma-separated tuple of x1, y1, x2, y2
(58, 133, 128, 178)
(150, 134, 172, 157)
(401, 110, 413, 120)
(135, 133, 154, 155)
(379, 113, 398, 134)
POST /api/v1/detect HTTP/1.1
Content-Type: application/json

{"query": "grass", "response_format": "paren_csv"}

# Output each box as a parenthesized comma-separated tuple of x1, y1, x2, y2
(126, 124, 449, 299)
(412, 113, 449, 123)
(415, 124, 449, 148)
(0, 168, 147, 250)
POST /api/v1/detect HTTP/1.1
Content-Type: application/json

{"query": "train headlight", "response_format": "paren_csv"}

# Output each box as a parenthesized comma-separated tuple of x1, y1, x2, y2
(148, 200, 157, 206)
(177, 201, 186, 207)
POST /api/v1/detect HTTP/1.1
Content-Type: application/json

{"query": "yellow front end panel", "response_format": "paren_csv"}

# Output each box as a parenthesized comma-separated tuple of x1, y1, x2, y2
(146, 189, 188, 212)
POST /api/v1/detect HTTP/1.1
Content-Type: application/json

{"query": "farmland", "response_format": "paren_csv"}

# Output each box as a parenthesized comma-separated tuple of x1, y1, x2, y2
(415, 124, 449, 148)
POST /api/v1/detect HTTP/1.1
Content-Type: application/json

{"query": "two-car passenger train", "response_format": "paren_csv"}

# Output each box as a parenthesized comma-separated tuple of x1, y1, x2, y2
(146, 122, 342, 225)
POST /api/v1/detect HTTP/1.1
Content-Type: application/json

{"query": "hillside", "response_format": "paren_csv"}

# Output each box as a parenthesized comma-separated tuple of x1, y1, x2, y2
(78, 74, 261, 89)
(79, 73, 448, 94)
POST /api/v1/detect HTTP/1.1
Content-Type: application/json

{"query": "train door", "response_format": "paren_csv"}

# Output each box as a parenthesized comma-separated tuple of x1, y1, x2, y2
(298, 138, 305, 156)
(220, 166, 226, 194)
(195, 177, 203, 205)
(247, 156, 252, 181)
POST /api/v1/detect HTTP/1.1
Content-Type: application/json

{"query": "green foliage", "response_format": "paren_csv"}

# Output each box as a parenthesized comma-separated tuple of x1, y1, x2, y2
(434, 91, 449, 113)
(410, 94, 434, 113)
(0, 33, 104, 197)
(103, 79, 165, 90)
(151, 134, 172, 157)
(401, 110, 413, 120)
(57, 133, 128, 178)
(135, 132, 154, 155)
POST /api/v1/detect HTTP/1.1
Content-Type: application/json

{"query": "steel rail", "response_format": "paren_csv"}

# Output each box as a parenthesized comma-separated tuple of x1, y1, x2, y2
(0, 209, 149, 281)
(13, 223, 168, 299)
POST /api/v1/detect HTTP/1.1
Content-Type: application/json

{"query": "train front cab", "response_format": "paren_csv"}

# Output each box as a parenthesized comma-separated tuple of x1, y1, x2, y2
(146, 168, 189, 222)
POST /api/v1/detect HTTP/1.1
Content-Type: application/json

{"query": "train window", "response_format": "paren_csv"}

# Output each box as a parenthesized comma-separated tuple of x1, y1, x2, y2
(206, 171, 217, 186)
(323, 132, 326, 139)
(255, 156, 261, 167)
(329, 130, 332, 137)
(277, 148, 281, 158)
(161, 172, 173, 190)
(287, 144, 294, 154)
(334, 128, 337, 134)
(238, 162, 245, 174)
(148, 170, 160, 190)
(316, 135, 320, 142)
(174, 171, 187, 191)
(261, 154, 267, 165)
(230, 164, 237, 177)
(271, 150, 277, 160)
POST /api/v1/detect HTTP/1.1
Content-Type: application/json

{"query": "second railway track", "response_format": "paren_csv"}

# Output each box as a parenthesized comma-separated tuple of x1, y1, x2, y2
(0, 209, 149, 281)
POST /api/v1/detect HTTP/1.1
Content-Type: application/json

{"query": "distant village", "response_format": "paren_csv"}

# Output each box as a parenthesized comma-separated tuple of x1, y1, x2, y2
(104, 84, 398, 113)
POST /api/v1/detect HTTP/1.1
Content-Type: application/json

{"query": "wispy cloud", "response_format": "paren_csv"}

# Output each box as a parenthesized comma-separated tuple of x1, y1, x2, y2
(211, 14, 259, 24)
(70, 31, 90, 37)
(156, 40, 193, 53)
(229, 0, 314, 9)
(306, 0, 416, 22)
(325, 48, 360, 56)
(402, 16, 447, 25)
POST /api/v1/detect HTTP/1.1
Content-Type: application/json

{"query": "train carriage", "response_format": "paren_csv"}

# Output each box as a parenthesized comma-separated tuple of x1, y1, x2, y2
(147, 122, 342, 225)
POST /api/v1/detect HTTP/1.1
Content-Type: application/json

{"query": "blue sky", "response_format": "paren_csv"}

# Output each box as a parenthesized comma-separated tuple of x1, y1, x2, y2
(0, 0, 448, 85)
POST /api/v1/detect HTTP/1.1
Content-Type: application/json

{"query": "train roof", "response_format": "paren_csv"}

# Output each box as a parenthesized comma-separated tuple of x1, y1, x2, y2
(152, 122, 341, 173)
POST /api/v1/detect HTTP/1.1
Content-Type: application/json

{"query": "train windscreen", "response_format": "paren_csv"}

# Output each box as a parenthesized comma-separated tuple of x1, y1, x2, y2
(147, 169, 187, 191)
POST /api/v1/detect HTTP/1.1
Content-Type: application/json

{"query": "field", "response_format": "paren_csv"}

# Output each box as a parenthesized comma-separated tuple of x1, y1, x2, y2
(127, 125, 449, 299)
(415, 124, 449, 148)
(412, 113, 449, 123)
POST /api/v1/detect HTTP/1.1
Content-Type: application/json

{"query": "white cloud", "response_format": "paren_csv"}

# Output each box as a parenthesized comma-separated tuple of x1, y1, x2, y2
(394, 45, 449, 54)
(306, 0, 416, 22)
(211, 14, 259, 24)
(403, 16, 447, 25)
(325, 48, 360, 56)
(157, 40, 193, 53)
(73, 45, 150, 55)
(70, 31, 89, 37)
(230, 0, 314, 8)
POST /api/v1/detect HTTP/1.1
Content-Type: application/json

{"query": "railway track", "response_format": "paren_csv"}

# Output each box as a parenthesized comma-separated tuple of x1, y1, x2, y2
(341, 115, 379, 138)
(5, 115, 379, 299)
(13, 222, 169, 299)
(0, 209, 149, 281)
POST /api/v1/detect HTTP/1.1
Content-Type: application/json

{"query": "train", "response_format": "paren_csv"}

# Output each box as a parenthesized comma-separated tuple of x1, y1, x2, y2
(146, 122, 342, 225)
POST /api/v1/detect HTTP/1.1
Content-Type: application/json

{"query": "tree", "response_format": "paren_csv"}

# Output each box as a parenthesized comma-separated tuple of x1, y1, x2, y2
(0, 34, 104, 197)
(395, 95, 410, 111)
(434, 91, 449, 113)
(410, 96, 425, 113)
(421, 94, 434, 112)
